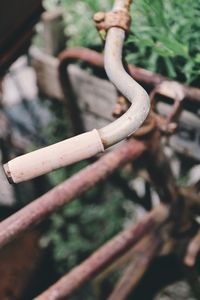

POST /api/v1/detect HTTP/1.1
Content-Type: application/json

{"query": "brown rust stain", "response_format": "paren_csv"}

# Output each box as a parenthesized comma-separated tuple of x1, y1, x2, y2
(0, 228, 42, 300)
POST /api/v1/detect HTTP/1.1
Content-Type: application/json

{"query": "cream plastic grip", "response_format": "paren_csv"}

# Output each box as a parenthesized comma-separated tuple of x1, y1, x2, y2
(3, 129, 104, 183)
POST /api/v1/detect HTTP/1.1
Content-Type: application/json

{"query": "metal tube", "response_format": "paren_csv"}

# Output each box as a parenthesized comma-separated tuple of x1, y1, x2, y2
(107, 235, 161, 300)
(3, 0, 150, 183)
(99, 1, 150, 147)
(0, 139, 145, 249)
(58, 48, 200, 104)
(35, 205, 168, 300)
(144, 130, 179, 204)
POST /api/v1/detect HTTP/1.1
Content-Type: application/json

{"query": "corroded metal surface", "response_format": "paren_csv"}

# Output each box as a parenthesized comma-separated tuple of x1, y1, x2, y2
(0, 139, 145, 249)
(94, 10, 131, 32)
(107, 235, 161, 300)
(59, 48, 200, 104)
(0, 229, 42, 299)
(144, 130, 179, 204)
(35, 205, 168, 300)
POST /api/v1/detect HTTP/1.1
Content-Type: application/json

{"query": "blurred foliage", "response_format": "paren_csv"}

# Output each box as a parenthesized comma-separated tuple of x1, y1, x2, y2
(127, 0, 200, 84)
(44, 0, 200, 85)
(48, 185, 127, 272)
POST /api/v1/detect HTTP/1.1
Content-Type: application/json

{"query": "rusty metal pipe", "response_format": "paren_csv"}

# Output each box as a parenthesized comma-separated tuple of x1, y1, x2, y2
(107, 234, 161, 300)
(35, 205, 168, 300)
(0, 139, 145, 249)
(144, 130, 180, 204)
(3, 0, 150, 183)
(59, 48, 200, 104)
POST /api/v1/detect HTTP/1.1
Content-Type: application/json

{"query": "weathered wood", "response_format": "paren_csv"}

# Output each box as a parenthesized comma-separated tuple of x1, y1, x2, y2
(68, 64, 117, 128)
(42, 9, 65, 56)
(30, 47, 64, 100)
(30, 47, 117, 130)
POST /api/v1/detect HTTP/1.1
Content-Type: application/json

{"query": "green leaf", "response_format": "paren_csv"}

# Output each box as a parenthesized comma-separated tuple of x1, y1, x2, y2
(195, 53, 200, 63)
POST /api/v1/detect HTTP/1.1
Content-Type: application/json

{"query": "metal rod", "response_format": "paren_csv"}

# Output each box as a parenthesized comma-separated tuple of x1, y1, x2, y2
(107, 234, 161, 300)
(59, 48, 200, 104)
(35, 205, 168, 300)
(0, 139, 145, 249)
(144, 130, 179, 204)
(128, 65, 200, 104)
(99, 0, 150, 147)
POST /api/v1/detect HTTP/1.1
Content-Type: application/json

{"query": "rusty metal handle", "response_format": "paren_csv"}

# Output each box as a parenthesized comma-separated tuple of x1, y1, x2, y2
(3, 0, 150, 183)
(4, 130, 104, 183)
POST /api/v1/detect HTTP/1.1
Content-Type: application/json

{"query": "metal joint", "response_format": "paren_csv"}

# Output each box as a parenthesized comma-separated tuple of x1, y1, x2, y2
(150, 81, 185, 135)
(94, 10, 131, 34)
(133, 111, 157, 138)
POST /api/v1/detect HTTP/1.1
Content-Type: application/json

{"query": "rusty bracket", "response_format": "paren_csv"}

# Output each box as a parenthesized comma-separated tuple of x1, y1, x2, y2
(150, 80, 186, 134)
(93, 10, 131, 39)
(133, 111, 157, 138)
(112, 80, 186, 139)
(112, 96, 156, 138)
(112, 95, 130, 118)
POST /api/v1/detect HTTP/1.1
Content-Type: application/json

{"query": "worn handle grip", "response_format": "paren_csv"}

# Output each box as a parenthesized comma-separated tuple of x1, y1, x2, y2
(4, 129, 104, 183)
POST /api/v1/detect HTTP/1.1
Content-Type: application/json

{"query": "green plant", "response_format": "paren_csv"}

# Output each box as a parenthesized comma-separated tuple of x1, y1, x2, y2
(44, 0, 200, 85)
(127, 0, 200, 84)
(48, 185, 127, 273)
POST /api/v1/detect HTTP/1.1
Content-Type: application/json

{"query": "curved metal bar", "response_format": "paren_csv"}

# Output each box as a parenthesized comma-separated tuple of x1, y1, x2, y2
(99, 26, 150, 147)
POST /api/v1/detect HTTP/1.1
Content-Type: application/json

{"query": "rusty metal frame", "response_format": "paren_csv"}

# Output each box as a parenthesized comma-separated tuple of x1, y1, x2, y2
(1, 47, 200, 300)
(35, 50, 200, 300)
(0, 139, 145, 248)
(58, 48, 200, 108)
(1, 0, 200, 298)
(0, 74, 199, 300)
(35, 205, 168, 300)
